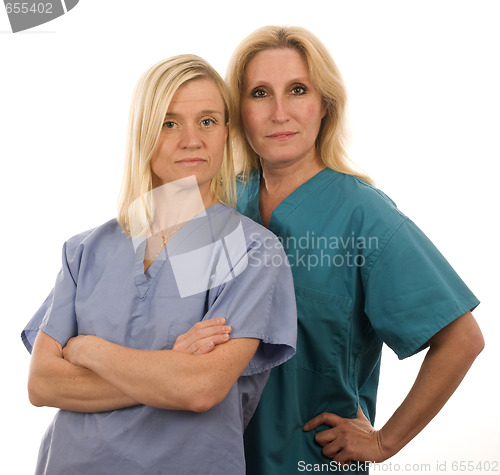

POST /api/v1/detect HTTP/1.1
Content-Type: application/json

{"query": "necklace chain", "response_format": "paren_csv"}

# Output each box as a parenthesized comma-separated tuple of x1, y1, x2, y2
(155, 225, 182, 257)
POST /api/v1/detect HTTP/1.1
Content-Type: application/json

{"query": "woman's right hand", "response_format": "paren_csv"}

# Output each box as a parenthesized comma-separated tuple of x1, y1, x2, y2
(172, 318, 231, 355)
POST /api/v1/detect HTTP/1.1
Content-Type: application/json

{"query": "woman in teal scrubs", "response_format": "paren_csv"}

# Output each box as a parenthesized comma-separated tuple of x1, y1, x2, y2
(224, 26, 484, 474)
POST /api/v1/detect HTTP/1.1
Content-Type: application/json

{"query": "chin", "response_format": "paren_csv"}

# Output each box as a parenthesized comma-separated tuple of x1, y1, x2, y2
(261, 154, 302, 167)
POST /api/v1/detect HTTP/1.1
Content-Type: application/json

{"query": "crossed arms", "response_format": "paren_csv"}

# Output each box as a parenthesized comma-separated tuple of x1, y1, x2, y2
(28, 319, 250, 413)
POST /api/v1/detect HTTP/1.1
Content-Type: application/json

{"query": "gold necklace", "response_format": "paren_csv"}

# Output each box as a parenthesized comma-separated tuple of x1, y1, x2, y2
(155, 224, 182, 257)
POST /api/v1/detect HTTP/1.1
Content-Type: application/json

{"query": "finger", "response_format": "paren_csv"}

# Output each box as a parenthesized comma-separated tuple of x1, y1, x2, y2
(178, 320, 231, 342)
(314, 428, 336, 447)
(183, 325, 231, 348)
(321, 440, 343, 459)
(303, 412, 344, 431)
(193, 341, 214, 355)
(196, 318, 227, 330)
(190, 333, 230, 354)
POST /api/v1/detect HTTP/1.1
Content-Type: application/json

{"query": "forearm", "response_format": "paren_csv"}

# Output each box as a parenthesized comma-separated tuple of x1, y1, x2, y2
(79, 338, 200, 411)
(379, 312, 484, 458)
(70, 335, 259, 412)
(30, 362, 138, 412)
(29, 332, 138, 413)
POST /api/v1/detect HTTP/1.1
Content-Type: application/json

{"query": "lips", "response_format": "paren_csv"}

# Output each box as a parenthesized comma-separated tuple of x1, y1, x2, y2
(175, 158, 207, 165)
(267, 131, 297, 140)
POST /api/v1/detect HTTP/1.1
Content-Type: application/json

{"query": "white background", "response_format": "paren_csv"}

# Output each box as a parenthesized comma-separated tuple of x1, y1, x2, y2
(1, 1, 499, 473)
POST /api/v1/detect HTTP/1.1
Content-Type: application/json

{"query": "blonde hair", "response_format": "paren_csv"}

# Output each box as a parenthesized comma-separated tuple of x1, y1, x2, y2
(117, 54, 236, 235)
(226, 25, 373, 185)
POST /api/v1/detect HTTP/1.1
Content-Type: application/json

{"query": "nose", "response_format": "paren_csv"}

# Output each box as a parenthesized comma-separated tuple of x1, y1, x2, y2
(179, 124, 202, 149)
(271, 96, 291, 123)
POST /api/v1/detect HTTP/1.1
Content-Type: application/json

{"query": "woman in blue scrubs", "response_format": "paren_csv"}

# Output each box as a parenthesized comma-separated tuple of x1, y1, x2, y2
(224, 26, 484, 474)
(22, 54, 296, 474)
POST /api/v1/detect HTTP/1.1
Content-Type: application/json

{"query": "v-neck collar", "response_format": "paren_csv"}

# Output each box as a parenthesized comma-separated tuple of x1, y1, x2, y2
(132, 203, 226, 298)
(133, 240, 168, 298)
(249, 168, 340, 235)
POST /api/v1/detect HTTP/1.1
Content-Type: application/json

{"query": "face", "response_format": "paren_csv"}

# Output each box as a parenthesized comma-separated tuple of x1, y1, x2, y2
(150, 79, 228, 200)
(240, 48, 326, 168)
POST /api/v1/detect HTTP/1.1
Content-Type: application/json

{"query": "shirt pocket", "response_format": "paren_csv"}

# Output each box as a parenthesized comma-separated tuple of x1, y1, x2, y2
(288, 285, 352, 379)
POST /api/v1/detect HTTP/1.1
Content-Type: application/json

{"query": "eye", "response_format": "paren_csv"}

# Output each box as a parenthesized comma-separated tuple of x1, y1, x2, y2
(163, 121, 177, 129)
(291, 84, 307, 95)
(201, 118, 216, 127)
(250, 88, 267, 98)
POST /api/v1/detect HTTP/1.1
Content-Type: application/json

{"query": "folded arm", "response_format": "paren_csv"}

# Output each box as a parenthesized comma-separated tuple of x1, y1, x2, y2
(28, 330, 138, 412)
(28, 318, 232, 413)
(63, 333, 259, 412)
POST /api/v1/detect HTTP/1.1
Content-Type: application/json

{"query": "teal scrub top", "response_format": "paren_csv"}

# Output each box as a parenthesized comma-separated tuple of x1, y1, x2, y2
(238, 169, 479, 474)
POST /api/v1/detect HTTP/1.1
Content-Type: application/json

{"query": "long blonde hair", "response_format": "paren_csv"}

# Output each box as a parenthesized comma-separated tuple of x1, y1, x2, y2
(226, 25, 373, 185)
(117, 54, 236, 236)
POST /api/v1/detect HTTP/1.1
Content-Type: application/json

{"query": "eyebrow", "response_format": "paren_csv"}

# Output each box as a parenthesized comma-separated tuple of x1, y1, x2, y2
(164, 110, 225, 118)
(246, 76, 311, 85)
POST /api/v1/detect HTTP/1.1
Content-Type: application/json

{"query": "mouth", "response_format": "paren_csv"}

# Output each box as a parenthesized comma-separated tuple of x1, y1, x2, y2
(175, 158, 207, 166)
(267, 131, 297, 140)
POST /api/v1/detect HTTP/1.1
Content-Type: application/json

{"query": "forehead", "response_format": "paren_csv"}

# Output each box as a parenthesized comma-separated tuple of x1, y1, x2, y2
(244, 48, 310, 83)
(168, 79, 225, 113)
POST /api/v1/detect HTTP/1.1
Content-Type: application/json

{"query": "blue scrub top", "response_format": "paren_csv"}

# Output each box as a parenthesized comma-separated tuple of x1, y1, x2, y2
(238, 169, 479, 475)
(22, 204, 297, 475)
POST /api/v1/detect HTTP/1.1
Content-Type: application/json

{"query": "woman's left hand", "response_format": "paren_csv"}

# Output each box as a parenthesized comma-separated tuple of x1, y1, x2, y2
(303, 406, 389, 464)
(173, 318, 231, 355)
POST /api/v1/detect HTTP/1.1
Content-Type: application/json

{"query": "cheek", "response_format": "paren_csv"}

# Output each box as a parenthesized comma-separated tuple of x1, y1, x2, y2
(150, 140, 173, 173)
(209, 134, 227, 165)
(304, 103, 324, 123)
(302, 104, 325, 136)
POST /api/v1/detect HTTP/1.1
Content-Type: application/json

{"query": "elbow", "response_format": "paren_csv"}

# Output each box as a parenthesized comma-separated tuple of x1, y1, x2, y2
(183, 380, 229, 413)
(462, 315, 485, 362)
(27, 368, 55, 408)
(468, 329, 485, 361)
(455, 324, 485, 368)
(186, 390, 225, 413)
(151, 383, 225, 413)
(27, 378, 47, 408)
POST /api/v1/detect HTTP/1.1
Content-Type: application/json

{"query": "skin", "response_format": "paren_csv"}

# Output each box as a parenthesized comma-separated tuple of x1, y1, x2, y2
(150, 78, 228, 207)
(28, 319, 232, 413)
(27, 78, 253, 414)
(240, 48, 327, 226)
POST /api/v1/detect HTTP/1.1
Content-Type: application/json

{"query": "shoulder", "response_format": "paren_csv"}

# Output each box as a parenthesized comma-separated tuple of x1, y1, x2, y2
(63, 219, 124, 260)
(214, 204, 284, 253)
(322, 169, 400, 211)
(320, 169, 408, 234)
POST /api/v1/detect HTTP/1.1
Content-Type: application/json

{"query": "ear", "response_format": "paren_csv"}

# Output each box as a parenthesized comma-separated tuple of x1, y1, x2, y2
(321, 104, 328, 119)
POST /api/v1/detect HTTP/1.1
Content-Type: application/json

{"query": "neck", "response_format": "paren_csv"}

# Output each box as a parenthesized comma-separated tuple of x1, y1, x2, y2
(150, 179, 214, 235)
(260, 153, 325, 197)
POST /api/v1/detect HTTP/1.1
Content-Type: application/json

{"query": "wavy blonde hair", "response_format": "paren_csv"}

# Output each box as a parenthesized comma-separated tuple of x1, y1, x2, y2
(117, 54, 236, 236)
(226, 25, 373, 185)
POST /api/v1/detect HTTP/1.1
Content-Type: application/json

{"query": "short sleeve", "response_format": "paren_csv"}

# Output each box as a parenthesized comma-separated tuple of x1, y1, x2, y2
(21, 289, 54, 353)
(204, 231, 297, 376)
(21, 241, 81, 352)
(365, 218, 479, 359)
